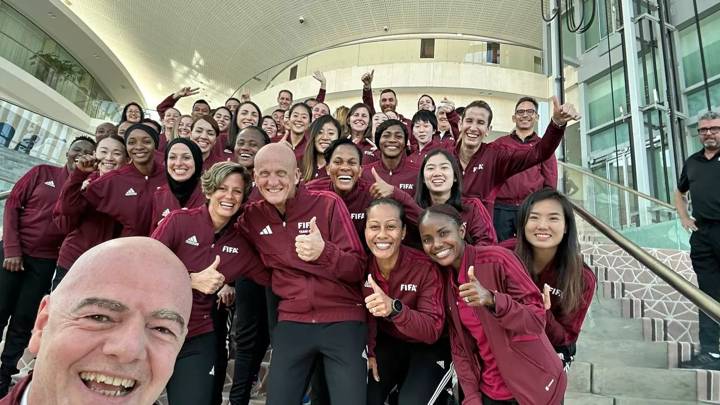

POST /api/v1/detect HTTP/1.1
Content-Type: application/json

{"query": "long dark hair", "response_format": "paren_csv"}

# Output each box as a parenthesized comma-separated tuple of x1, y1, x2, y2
(515, 189, 586, 314)
(120, 102, 144, 124)
(415, 149, 464, 212)
(302, 115, 341, 182)
(227, 101, 262, 149)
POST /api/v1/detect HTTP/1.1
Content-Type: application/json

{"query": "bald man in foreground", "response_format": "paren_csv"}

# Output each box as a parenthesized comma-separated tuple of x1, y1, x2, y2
(0, 237, 192, 405)
(237, 143, 367, 405)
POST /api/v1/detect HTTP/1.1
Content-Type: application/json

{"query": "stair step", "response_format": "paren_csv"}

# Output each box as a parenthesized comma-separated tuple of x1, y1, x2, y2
(564, 392, 614, 405)
(591, 365, 697, 400)
(576, 338, 670, 368)
(567, 361, 591, 393)
(582, 311, 645, 341)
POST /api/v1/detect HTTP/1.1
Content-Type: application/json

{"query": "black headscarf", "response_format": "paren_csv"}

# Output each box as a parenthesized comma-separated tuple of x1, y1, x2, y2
(165, 138, 204, 206)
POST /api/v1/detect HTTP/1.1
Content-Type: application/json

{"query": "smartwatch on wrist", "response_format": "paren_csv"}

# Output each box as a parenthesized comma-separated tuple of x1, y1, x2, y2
(389, 299, 403, 319)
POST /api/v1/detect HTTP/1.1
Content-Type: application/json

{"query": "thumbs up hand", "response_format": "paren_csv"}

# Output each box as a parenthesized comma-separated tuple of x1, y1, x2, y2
(458, 266, 494, 307)
(295, 217, 325, 262)
(542, 284, 552, 310)
(191, 255, 226, 294)
(369, 167, 395, 199)
(365, 274, 393, 317)
(551, 96, 581, 127)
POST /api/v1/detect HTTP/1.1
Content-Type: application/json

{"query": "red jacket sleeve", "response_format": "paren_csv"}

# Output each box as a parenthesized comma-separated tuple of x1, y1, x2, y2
(313, 196, 367, 283)
(464, 198, 497, 246)
(448, 322, 483, 405)
(389, 264, 444, 344)
(2, 166, 40, 257)
(316, 88, 326, 103)
(156, 93, 178, 118)
(447, 109, 460, 138)
(222, 231, 271, 287)
(367, 311, 378, 357)
(544, 266, 596, 346)
(490, 122, 565, 189)
(53, 169, 92, 218)
(542, 154, 558, 189)
(489, 253, 546, 335)
(391, 187, 422, 225)
(362, 87, 376, 116)
(150, 211, 178, 249)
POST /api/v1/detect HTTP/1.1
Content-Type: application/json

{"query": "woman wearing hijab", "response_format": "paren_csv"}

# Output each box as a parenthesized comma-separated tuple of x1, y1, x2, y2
(150, 138, 206, 232)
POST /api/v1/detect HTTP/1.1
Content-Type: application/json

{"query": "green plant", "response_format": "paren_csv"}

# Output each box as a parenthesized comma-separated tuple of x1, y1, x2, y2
(29, 52, 82, 82)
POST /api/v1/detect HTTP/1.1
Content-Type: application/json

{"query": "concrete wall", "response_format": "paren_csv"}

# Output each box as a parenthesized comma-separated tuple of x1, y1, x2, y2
(253, 61, 552, 134)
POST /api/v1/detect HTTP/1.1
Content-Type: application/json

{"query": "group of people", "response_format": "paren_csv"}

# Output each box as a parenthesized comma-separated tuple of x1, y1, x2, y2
(1, 70, 600, 405)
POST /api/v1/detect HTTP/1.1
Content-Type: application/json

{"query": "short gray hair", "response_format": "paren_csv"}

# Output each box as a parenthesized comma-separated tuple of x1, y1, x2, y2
(698, 110, 720, 123)
(201, 161, 252, 202)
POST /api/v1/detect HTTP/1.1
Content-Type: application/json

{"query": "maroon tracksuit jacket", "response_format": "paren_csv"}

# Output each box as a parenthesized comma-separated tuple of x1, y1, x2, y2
(446, 244, 566, 404)
(3, 164, 69, 259)
(361, 154, 420, 197)
(403, 197, 497, 249)
(237, 185, 367, 324)
(149, 184, 206, 233)
(407, 136, 455, 166)
(290, 133, 308, 166)
(204, 148, 233, 173)
(152, 207, 270, 338)
(362, 246, 444, 356)
(83, 163, 165, 237)
(457, 122, 565, 208)
(53, 170, 119, 270)
(305, 177, 420, 245)
(491, 132, 558, 206)
(500, 238, 596, 347)
(0, 373, 29, 405)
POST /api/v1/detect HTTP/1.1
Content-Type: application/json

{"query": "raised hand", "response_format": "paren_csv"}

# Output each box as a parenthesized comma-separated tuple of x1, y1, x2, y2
(369, 167, 394, 199)
(240, 88, 251, 102)
(173, 86, 200, 99)
(191, 255, 225, 294)
(438, 97, 455, 113)
(458, 266, 494, 307)
(551, 96, 581, 126)
(313, 71, 326, 88)
(364, 274, 393, 317)
(75, 154, 98, 173)
(361, 69, 374, 88)
(295, 217, 325, 262)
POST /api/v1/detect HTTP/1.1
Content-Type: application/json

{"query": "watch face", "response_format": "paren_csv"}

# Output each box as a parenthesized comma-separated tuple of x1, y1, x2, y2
(393, 299, 403, 312)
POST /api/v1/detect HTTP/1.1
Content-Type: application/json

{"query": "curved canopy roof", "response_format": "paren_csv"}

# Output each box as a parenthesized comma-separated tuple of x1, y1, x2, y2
(63, 0, 544, 110)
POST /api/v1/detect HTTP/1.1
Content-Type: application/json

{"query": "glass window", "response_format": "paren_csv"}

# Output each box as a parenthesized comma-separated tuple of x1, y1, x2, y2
(582, 0, 619, 51)
(420, 39, 435, 59)
(0, 3, 114, 119)
(486, 42, 500, 64)
(586, 67, 628, 128)
(589, 122, 629, 153)
(679, 9, 720, 88)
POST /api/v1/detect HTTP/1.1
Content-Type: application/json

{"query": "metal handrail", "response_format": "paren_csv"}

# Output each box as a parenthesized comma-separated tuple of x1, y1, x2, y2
(559, 161, 675, 210)
(0, 190, 10, 201)
(572, 202, 720, 323)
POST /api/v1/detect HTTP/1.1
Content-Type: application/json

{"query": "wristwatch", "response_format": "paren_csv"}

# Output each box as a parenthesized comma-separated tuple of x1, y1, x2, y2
(389, 299, 403, 319)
